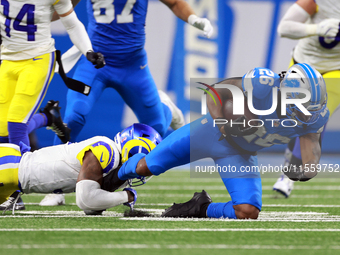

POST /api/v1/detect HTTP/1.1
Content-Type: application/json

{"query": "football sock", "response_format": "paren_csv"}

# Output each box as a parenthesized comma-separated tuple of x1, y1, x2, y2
(207, 201, 237, 219)
(118, 153, 146, 180)
(27, 113, 47, 134)
(8, 122, 29, 146)
(0, 136, 9, 143)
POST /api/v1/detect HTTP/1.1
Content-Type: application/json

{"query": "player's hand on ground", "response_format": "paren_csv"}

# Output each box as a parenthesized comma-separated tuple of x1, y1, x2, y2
(188, 15, 214, 38)
(316, 18, 340, 38)
(86, 51, 106, 69)
(282, 165, 312, 182)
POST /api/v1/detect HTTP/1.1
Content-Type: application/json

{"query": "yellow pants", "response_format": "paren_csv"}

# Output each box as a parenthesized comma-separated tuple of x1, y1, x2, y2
(0, 52, 56, 137)
(289, 59, 340, 117)
(0, 145, 22, 204)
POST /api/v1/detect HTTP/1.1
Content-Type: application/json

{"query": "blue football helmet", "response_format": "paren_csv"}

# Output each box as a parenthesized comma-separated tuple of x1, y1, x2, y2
(114, 123, 162, 154)
(280, 63, 327, 126)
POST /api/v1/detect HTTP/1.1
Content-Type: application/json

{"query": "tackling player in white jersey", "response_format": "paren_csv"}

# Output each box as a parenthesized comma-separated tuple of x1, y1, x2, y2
(0, 123, 161, 213)
(273, 0, 340, 197)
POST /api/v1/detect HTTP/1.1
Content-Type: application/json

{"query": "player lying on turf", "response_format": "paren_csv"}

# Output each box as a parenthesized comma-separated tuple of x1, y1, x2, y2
(115, 63, 329, 219)
(0, 123, 161, 214)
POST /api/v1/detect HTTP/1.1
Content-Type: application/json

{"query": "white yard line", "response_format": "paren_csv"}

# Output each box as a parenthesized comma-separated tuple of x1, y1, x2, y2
(0, 244, 339, 249)
(1, 228, 340, 232)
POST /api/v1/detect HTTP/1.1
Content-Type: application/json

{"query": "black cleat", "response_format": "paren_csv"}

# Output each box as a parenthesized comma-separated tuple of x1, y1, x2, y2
(41, 100, 70, 143)
(161, 190, 212, 218)
(0, 191, 25, 211)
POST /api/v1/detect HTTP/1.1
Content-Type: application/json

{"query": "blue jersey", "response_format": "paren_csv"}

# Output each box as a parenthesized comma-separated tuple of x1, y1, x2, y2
(86, 0, 148, 66)
(233, 67, 329, 152)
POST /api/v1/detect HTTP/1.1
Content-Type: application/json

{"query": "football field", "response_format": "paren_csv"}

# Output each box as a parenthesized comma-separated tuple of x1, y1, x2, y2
(1, 170, 340, 255)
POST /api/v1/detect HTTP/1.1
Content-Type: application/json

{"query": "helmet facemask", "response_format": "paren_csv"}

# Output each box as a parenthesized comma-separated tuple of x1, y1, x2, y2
(280, 64, 327, 127)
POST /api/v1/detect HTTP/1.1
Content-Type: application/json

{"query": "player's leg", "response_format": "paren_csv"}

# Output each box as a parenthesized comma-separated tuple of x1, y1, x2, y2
(116, 51, 181, 137)
(0, 146, 24, 211)
(161, 148, 262, 219)
(206, 155, 262, 219)
(322, 70, 340, 117)
(117, 114, 218, 180)
(0, 60, 17, 143)
(6, 52, 56, 146)
(54, 56, 104, 144)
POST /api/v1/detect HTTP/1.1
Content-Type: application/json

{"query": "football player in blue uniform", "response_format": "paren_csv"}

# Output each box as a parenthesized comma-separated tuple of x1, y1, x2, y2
(115, 63, 329, 219)
(54, 0, 213, 144)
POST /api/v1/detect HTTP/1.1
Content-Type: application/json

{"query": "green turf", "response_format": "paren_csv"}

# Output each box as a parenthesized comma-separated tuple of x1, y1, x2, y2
(1, 170, 340, 255)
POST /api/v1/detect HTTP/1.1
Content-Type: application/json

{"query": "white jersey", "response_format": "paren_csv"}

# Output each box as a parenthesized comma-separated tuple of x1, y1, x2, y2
(18, 136, 120, 194)
(293, 0, 340, 73)
(0, 0, 72, 60)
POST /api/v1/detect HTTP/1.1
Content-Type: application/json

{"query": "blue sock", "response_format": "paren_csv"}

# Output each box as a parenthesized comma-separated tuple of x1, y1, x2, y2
(27, 113, 47, 134)
(0, 136, 9, 143)
(8, 122, 29, 146)
(207, 201, 237, 219)
(118, 153, 146, 180)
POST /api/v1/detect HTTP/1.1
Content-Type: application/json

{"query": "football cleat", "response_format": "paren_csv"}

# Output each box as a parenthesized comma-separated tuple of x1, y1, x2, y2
(123, 188, 137, 211)
(161, 190, 212, 218)
(0, 191, 25, 214)
(273, 174, 294, 198)
(39, 194, 65, 206)
(41, 100, 71, 143)
(158, 90, 185, 130)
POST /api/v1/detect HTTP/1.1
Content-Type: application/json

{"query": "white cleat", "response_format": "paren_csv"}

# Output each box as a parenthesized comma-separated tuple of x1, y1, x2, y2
(273, 174, 294, 198)
(158, 90, 185, 130)
(39, 194, 65, 206)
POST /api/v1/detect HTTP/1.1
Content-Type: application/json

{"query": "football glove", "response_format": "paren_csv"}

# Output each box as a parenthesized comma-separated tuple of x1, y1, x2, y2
(188, 14, 214, 38)
(86, 50, 106, 69)
(220, 116, 258, 137)
(282, 165, 312, 182)
(316, 18, 340, 38)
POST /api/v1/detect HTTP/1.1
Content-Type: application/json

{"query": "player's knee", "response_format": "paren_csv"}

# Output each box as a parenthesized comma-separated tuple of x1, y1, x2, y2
(234, 204, 259, 219)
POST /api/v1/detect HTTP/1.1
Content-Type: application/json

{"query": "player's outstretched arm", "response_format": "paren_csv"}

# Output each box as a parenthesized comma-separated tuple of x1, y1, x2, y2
(53, 0, 105, 69)
(278, 0, 340, 39)
(160, 0, 213, 38)
(284, 133, 321, 182)
(76, 151, 133, 211)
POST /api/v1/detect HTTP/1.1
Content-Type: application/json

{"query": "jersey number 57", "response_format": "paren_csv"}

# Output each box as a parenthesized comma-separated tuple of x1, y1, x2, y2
(91, 0, 136, 24)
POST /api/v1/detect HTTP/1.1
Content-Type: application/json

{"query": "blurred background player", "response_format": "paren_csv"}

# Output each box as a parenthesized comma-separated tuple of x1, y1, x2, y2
(273, 0, 340, 197)
(55, 0, 213, 144)
(0, 123, 161, 213)
(44, 0, 213, 206)
(116, 63, 329, 219)
(0, 0, 105, 209)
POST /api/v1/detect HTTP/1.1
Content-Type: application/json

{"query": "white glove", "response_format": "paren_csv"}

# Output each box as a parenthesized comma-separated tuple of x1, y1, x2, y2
(316, 18, 340, 38)
(188, 14, 214, 38)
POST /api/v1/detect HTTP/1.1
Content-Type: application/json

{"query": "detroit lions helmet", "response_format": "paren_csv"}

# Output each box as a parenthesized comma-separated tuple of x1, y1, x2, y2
(280, 63, 327, 126)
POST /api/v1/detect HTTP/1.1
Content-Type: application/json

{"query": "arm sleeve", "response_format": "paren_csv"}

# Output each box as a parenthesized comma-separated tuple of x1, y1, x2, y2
(54, 3, 93, 56)
(76, 180, 129, 211)
(277, 3, 317, 39)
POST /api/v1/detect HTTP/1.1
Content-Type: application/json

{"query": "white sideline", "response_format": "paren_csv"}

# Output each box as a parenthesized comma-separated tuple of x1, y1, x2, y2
(1, 228, 340, 232)
(1, 244, 340, 249)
